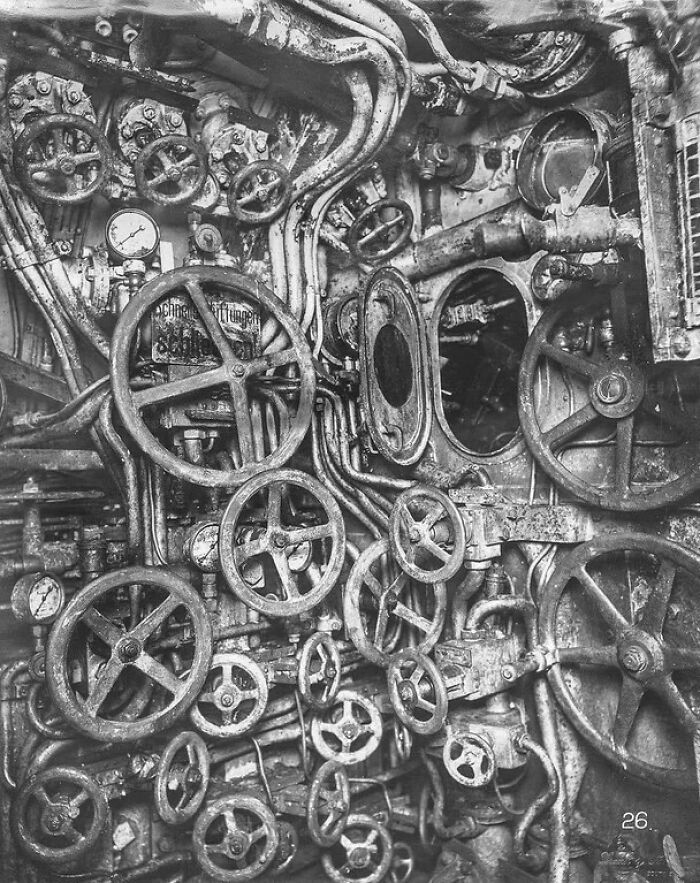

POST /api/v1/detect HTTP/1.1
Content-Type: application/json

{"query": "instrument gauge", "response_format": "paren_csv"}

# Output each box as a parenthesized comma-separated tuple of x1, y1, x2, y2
(106, 208, 160, 261)
(184, 522, 221, 573)
(11, 573, 65, 625)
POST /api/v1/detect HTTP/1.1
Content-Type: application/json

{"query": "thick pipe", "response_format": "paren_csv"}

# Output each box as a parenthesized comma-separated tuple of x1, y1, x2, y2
(512, 732, 561, 871)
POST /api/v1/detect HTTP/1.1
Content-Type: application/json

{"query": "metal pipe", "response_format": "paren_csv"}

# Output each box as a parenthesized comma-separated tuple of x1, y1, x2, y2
(512, 732, 561, 871)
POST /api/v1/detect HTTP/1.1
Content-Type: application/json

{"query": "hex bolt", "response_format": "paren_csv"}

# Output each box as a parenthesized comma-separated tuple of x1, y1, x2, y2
(67, 90, 81, 105)
(620, 647, 647, 673)
(8, 94, 22, 109)
(36, 80, 51, 95)
(143, 105, 156, 121)
(95, 16, 113, 37)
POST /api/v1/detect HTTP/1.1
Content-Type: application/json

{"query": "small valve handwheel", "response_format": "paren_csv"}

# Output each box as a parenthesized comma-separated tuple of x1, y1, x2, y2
(389, 486, 466, 582)
(45, 566, 213, 743)
(387, 648, 447, 736)
(392, 718, 413, 762)
(344, 539, 446, 667)
(154, 731, 210, 825)
(111, 266, 316, 488)
(228, 160, 292, 224)
(190, 652, 268, 739)
(442, 730, 497, 788)
(321, 813, 394, 883)
(389, 842, 415, 883)
(540, 533, 700, 790)
(298, 633, 342, 709)
(14, 113, 112, 205)
(220, 469, 345, 617)
(134, 134, 208, 206)
(192, 794, 279, 882)
(307, 759, 351, 847)
(347, 198, 413, 263)
(11, 766, 108, 865)
(311, 689, 383, 766)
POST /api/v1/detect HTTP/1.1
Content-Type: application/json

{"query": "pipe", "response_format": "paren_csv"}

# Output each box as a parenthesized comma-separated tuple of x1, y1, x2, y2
(0, 660, 28, 791)
(466, 595, 569, 883)
(512, 732, 561, 871)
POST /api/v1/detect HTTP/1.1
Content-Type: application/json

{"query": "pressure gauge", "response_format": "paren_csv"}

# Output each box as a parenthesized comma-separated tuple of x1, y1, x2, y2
(11, 573, 65, 625)
(184, 521, 221, 572)
(106, 209, 160, 261)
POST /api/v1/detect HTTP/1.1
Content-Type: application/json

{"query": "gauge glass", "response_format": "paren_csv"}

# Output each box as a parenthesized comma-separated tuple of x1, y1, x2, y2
(106, 209, 160, 260)
(28, 575, 64, 623)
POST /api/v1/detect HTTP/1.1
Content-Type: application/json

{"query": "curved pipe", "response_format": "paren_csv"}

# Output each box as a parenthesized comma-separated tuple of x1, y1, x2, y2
(512, 733, 561, 871)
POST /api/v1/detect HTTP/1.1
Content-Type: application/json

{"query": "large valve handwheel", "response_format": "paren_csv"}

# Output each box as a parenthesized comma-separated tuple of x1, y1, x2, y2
(192, 794, 279, 882)
(519, 288, 700, 510)
(298, 633, 342, 710)
(348, 198, 413, 263)
(344, 539, 446, 668)
(228, 160, 292, 224)
(45, 566, 213, 743)
(134, 134, 208, 205)
(321, 813, 393, 883)
(311, 689, 383, 766)
(387, 648, 447, 736)
(154, 731, 210, 825)
(11, 766, 108, 865)
(540, 533, 700, 790)
(442, 730, 496, 788)
(111, 266, 316, 488)
(307, 759, 351, 847)
(389, 486, 466, 582)
(220, 469, 345, 617)
(190, 652, 268, 739)
(14, 113, 112, 205)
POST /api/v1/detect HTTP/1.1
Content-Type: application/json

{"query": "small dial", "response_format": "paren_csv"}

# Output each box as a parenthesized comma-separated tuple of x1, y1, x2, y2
(185, 522, 220, 573)
(106, 209, 160, 261)
(11, 573, 65, 625)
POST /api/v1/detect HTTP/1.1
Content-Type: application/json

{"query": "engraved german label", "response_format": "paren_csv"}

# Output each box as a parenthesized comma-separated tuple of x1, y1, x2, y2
(151, 294, 261, 365)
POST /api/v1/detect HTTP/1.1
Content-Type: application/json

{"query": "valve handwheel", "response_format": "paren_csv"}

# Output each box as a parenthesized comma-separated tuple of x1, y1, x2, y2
(193, 794, 279, 882)
(387, 648, 447, 736)
(190, 652, 268, 739)
(298, 633, 342, 709)
(348, 198, 413, 263)
(321, 813, 393, 883)
(11, 766, 108, 865)
(311, 689, 383, 766)
(540, 533, 700, 789)
(389, 485, 466, 582)
(442, 730, 497, 788)
(344, 539, 446, 667)
(519, 288, 700, 510)
(155, 731, 210, 825)
(307, 759, 351, 847)
(111, 266, 315, 488)
(220, 469, 345, 617)
(14, 113, 112, 205)
(45, 566, 213, 742)
(135, 134, 207, 205)
(228, 159, 292, 224)
(389, 842, 415, 883)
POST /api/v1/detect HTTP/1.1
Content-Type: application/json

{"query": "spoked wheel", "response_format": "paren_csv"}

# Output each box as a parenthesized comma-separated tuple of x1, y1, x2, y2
(220, 470, 345, 616)
(387, 648, 448, 736)
(11, 766, 108, 865)
(45, 566, 212, 742)
(311, 690, 383, 765)
(227, 160, 292, 224)
(154, 731, 210, 824)
(111, 266, 315, 488)
(321, 813, 393, 883)
(134, 134, 207, 205)
(193, 794, 279, 881)
(298, 633, 342, 710)
(519, 287, 700, 510)
(540, 533, 700, 789)
(307, 760, 351, 847)
(344, 539, 447, 668)
(348, 198, 413, 263)
(190, 652, 268, 739)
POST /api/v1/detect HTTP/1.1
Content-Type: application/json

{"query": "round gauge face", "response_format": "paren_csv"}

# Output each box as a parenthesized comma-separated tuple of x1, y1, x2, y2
(106, 209, 160, 260)
(188, 522, 220, 572)
(28, 575, 64, 624)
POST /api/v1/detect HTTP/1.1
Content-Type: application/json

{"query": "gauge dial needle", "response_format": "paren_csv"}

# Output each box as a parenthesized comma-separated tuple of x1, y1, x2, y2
(116, 225, 146, 247)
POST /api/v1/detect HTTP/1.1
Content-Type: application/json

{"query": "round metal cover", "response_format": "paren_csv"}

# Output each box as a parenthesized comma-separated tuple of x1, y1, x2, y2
(360, 267, 432, 466)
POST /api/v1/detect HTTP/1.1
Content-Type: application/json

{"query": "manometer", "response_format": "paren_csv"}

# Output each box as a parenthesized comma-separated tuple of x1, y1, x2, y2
(106, 208, 160, 261)
(184, 522, 221, 573)
(11, 573, 65, 625)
